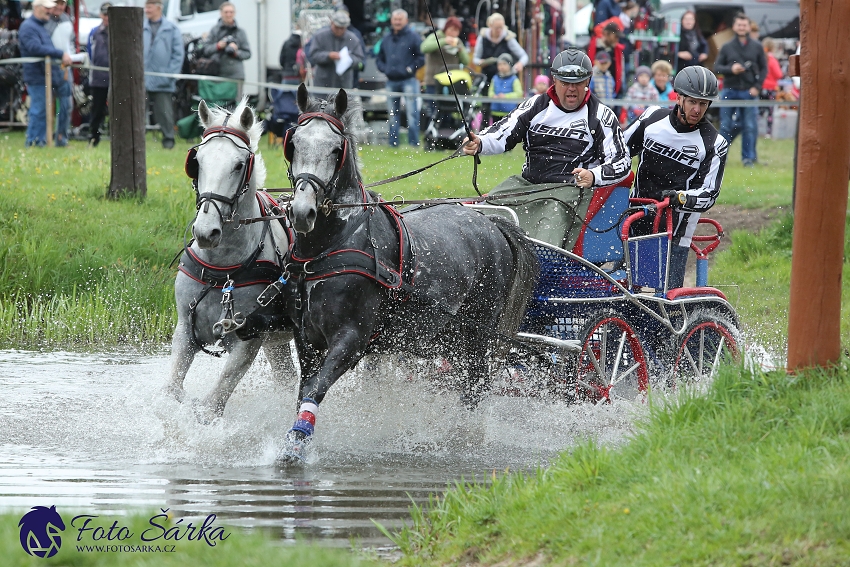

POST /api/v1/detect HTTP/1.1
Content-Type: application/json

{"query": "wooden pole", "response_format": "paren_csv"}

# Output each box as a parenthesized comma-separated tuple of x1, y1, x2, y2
(107, 6, 147, 199)
(786, 0, 850, 370)
(45, 57, 53, 148)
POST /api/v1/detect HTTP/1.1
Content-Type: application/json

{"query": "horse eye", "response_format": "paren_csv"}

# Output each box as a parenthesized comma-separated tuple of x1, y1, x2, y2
(234, 163, 244, 171)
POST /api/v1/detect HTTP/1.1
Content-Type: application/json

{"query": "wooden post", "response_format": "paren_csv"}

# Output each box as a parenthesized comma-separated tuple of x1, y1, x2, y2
(45, 57, 53, 148)
(107, 6, 147, 199)
(787, 0, 850, 370)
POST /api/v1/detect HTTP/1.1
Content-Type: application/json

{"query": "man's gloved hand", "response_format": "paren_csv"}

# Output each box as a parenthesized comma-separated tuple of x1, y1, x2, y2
(661, 190, 686, 206)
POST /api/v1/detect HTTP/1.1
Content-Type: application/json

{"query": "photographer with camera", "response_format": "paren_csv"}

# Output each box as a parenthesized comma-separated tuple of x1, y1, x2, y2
(199, 1, 250, 106)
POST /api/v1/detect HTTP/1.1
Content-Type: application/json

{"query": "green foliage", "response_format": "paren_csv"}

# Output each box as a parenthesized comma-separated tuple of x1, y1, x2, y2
(390, 362, 850, 566)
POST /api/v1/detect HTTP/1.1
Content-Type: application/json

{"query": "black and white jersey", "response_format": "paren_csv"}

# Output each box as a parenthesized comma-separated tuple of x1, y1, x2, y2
(623, 106, 728, 246)
(478, 91, 631, 187)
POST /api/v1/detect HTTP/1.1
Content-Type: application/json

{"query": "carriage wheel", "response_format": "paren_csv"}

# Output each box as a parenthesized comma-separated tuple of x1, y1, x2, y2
(671, 311, 740, 387)
(576, 313, 649, 404)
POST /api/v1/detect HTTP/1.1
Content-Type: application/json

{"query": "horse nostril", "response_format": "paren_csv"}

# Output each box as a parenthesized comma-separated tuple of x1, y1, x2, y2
(209, 228, 221, 242)
(306, 210, 316, 226)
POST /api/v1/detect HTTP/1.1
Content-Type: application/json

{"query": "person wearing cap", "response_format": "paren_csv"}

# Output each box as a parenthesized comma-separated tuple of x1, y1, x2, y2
(529, 74, 550, 96)
(18, 0, 72, 147)
(590, 51, 615, 101)
(622, 67, 728, 289)
(143, 0, 183, 149)
(86, 2, 111, 147)
(307, 10, 364, 90)
(44, 0, 73, 147)
(625, 65, 658, 122)
(487, 53, 522, 119)
(462, 48, 631, 250)
(376, 9, 424, 147)
(198, 2, 251, 105)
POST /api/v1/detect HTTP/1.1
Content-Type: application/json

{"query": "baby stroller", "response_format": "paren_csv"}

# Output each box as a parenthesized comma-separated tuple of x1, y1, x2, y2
(423, 68, 487, 151)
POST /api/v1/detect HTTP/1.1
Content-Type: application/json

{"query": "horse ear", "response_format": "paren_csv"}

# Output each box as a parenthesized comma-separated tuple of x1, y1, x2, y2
(335, 89, 348, 116)
(297, 83, 310, 112)
(239, 104, 254, 132)
(198, 100, 211, 128)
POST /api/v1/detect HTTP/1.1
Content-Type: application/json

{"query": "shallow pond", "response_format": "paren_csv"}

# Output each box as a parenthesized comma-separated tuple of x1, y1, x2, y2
(0, 349, 642, 548)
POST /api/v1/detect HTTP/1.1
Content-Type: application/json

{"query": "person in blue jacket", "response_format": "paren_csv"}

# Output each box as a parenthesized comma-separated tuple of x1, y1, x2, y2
(376, 9, 424, 147)
(143, 0, 183, 149)
(18, 0, 72, 147)
(87, 2, 111, 147)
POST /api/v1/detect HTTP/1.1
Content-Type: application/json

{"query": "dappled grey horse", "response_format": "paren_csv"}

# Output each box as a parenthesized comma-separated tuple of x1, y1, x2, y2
(165, 99, 296, 422)
(279, 85, 538, 462)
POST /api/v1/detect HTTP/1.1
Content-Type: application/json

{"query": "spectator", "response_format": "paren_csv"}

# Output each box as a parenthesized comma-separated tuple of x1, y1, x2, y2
(143, 0, 183, 149)
(421, 16, 469, 118)
(749, 20, 760, 41)
(86, 2, 111, 147)
(307, 11, 364, 89)
(473, 13, 528, 84)
(279, 31, 306, 85)
(19, 0, 71, 147)
(590, 51, 615, 101)
(45, 0, 73, 147)
(529, 74, 550, 96)
(588, 22, 625, 97)
(594, 0, 621, 26)
(198, 2, 251, 105)
(759, 37, 784, 138)
(376, 9, 424, 147)
(650, 59, 674, 99)
(488, 53, 521, 120)
(714, 12, 766, 166)
(676, 10, 708, 72)
(626, 65, 658, 122)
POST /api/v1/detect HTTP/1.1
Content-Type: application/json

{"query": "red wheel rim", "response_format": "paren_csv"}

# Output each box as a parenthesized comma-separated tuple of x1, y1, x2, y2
(577, 316, 649, 403)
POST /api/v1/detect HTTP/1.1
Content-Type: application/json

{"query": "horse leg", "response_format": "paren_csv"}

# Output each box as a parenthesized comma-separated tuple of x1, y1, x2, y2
(165, 318, 199, 403)
(459, 333, 494, 410)
(280, 328, 371, 463)
(262, 332, 298, 390)
(194, 337, 264, 424)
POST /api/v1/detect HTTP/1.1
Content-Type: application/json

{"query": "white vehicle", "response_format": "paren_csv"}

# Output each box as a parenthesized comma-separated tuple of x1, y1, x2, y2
(78, 0, 293, 98)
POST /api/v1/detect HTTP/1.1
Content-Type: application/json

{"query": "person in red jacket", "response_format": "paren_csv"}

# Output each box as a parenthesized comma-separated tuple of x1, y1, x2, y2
(587, 21, 625, 97)
(759, 37, 784, 138)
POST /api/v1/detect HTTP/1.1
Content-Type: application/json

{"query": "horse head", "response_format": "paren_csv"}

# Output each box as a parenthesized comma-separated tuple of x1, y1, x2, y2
(188, 98, 267, 249)
(287, 84, 363, 234)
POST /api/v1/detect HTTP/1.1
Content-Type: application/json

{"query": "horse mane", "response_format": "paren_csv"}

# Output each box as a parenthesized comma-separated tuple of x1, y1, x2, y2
(201, 97, 267, 190)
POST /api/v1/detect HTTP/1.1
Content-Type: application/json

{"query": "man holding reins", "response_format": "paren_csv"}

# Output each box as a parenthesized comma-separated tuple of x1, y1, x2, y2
(622, 66, 728, 289)
(462, 48, 631, 250)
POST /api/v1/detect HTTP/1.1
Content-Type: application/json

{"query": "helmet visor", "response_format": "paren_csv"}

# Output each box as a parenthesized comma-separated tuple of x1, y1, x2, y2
(552, 64, 591, 83)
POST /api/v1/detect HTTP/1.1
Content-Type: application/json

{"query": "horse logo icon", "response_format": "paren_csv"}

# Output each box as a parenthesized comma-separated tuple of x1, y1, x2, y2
(18, 505, 65, 558)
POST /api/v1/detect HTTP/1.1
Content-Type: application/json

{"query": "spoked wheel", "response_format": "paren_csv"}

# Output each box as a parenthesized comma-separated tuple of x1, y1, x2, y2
(576, 313, 650, 404)
(671, 311, 741, 387)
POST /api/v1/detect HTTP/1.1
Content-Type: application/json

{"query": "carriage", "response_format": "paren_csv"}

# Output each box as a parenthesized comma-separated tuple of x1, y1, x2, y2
(468, 176, 740, 404)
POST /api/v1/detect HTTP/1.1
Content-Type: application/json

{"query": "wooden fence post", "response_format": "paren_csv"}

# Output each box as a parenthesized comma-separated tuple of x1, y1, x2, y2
(107, 6, 147, 199)
(786, 0, 850, 370)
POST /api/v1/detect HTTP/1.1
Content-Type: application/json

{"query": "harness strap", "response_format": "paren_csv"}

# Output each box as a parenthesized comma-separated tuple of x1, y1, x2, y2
(188, 285, 225, 357)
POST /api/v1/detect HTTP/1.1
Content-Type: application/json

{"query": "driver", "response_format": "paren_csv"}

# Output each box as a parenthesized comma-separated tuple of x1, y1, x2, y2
(623, 66, 728, 289)
(462, 48, 631, 250)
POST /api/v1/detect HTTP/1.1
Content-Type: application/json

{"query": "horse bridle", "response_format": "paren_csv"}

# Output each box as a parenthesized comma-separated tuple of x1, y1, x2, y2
(185, 114, 256, 225)
(283, 110, 353, 217)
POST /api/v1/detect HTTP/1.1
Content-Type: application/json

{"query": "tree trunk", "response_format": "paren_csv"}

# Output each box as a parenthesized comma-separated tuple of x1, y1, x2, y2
(107, 7, 147, 199)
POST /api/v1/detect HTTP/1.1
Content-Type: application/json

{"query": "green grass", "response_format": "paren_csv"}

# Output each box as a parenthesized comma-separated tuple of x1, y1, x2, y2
(0, 131, 831, 350)
(387, 362, 850, 566)
(1, 513, 380, 567)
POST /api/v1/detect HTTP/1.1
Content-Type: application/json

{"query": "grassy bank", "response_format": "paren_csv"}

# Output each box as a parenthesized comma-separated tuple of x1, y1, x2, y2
(388, 362, 850, 566)
(0, 132, 822, 350)
(1, 513, 380, 567)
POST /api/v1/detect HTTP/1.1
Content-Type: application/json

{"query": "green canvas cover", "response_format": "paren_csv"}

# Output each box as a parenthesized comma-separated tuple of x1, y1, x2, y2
(198, 80, 238, 104)
(486, 175, 591, 251)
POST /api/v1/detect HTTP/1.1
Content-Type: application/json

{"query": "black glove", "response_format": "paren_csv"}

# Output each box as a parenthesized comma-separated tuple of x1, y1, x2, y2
(661, 190, 685, 206)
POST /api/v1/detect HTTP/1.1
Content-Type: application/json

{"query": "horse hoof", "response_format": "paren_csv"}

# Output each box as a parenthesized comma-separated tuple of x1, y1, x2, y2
(191, 400, 222, 425)
(163, 385, 186, 404)
(277, 430, 311, 465)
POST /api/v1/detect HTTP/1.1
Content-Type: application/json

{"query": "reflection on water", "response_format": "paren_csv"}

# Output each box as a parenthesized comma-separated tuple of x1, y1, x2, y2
(0, 349, 642, 548)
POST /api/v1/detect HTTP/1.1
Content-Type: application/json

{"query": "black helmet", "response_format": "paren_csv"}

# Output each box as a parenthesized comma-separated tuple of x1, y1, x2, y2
(673, 66, 719, 101)
(551, 49, 592, 83)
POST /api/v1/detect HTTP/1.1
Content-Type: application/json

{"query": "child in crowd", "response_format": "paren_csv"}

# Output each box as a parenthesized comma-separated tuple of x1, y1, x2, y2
(488, 53, 523, 119)
(626, 65, 658, 122)
(530, 74, 550, 96)
(650, 60, 674, 100)
(590, 51, 615, 101)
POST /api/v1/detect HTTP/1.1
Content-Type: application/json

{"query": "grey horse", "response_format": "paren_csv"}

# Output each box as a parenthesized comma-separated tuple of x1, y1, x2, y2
(165, 99, 296, 422)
